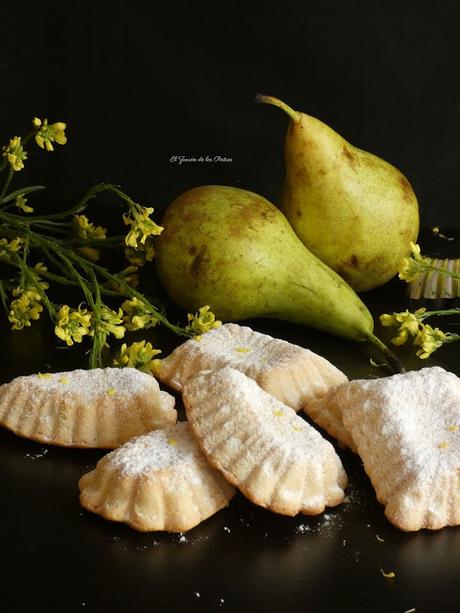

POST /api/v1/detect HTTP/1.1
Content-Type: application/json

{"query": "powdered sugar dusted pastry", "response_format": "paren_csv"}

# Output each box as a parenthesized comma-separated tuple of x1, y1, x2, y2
(155, 323, 347, 411)
(334, 367, 460, 531)
(0, 368, 176, 448)
(79, 422, 236, 532)
(183, 367, 347, 516)
(303, 382, 357, 451)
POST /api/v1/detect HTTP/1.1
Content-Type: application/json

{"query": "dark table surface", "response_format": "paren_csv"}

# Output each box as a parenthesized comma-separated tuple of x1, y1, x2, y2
(1, 261, 460, 613)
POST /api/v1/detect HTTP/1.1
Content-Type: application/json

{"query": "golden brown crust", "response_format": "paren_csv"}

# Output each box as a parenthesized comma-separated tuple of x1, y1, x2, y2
(78, 422, 236, 532)
(0, 368, 177, 448)
(156, 323, 347, 412)
(183, 367, 347, 517)
(332, 367, 460, 531)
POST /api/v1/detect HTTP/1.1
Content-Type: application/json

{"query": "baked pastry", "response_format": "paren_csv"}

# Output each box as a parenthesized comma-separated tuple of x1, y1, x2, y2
(183, 367, 347, 516)
(302, 381, 357, 451)
(0, 367, 176, 448)
(79, 421, 236, 532)
(155, 323, 347, 411)
(326, 367, 460, 531)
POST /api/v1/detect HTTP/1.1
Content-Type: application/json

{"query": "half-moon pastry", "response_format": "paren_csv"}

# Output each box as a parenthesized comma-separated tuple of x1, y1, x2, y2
(183, 367, 347, 516)
(79, 422, 236, 532)
(155, 323, 347, 412)
(0, 367, 176, 448)
(325, 367, 460, 531)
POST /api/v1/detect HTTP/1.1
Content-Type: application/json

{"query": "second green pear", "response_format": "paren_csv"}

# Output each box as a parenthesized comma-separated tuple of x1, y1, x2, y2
(257, 95, 419, 292)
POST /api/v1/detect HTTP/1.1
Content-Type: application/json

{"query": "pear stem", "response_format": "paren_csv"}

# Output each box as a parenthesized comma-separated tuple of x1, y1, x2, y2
(255, 94, 301, 123)
(368, 334, 405, 374)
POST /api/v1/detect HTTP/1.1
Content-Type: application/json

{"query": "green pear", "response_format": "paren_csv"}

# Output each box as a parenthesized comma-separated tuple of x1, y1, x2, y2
(155, 185, 400, 368)
(256, 95, 419, 292)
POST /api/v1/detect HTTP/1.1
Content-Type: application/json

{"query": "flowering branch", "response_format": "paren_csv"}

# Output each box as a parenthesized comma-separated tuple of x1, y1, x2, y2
(380, 242, 460, 359)
(0, 116, 221, 371)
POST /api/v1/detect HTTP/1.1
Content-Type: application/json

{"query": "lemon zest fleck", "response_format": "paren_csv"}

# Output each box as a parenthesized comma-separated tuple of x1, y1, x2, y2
(106, 388, 116, 396)
(168, 437, 177, 446)
(380, 569, 395, 579)
(448, 425, 459, 432)
(234, 346, 251, 353)
(37, 372, 52, 379)
(273, 409, 283, 417)
(59, 376, 69, 384)
(438, 440, 449, 450)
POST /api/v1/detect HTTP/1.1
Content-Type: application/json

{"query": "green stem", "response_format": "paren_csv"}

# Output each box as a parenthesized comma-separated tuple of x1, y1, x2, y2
(87, 267, 103, 368)
(1, 185, 46, 205)
(0, 280, 8, 316)
(368, 334, 405, 374)
(25, 183, 121, 221)
(420, 308, 460, 319)
(255, 94, 301, 123)
(0, 168, 14, 202)
(420, 263, 460, 282)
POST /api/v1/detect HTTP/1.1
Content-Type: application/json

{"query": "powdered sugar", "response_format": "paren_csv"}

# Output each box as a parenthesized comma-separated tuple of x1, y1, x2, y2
(183, 366, 347, 515)
(0, 366, 176, 448)
(17, 367, 158, 401)
(106, 422, 199, 476)
(191, 366, 328, 457)
(339, 366, 460, 530)
(344, 367, 460, 478)
(166, 323, 311, 375)
(157, 323, 346, 412)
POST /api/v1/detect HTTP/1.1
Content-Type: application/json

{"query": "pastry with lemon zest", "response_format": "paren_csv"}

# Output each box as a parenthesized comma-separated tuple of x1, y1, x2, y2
(183, 367, 347, 516)
(316, 367, 460, 531)
(155, 323, 347, 412)
(0, 367, 176, 448)
(79, 422, 235, 532)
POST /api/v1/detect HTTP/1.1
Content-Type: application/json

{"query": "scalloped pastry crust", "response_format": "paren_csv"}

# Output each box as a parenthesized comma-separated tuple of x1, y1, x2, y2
(325, 367, 460, 531)
(183, 366, 347, 516)
(156, 323, 347, 412)
(0, 367, 176, 448)
(79, 422, 236, 532)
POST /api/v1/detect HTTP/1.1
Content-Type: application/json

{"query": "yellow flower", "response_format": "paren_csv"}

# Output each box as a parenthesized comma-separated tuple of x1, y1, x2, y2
(34, 262, 48, 274)
(398, 242, 428, 283)
(8, 290, 43, 330)
(54, 305, 92, 346)
(380, 308, 426, 346)
(2, 136, 27, 171)
(15, 193, 34, 213)
(414, 323, 449, 359)
(113, 340, 162, 374)
(121, 296, 158, 331)
(185, 305, 222, 336)
(33, 118, 67, 151)
(379, 313, 398, 327)
(0, 237, 25, 260)
(123, 206, 163, 249)
(73, 214, 107, 240)
(99, 306, 126, 339)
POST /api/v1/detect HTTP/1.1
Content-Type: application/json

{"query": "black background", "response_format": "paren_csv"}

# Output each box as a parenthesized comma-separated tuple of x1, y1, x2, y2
(1, 0, 460, 228)
(2, 3, 460, 613)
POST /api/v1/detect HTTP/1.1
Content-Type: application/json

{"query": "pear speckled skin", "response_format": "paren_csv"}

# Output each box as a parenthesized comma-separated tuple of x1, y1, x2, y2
(259, 96, 419, 292)
(156, 185, 375, 342)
